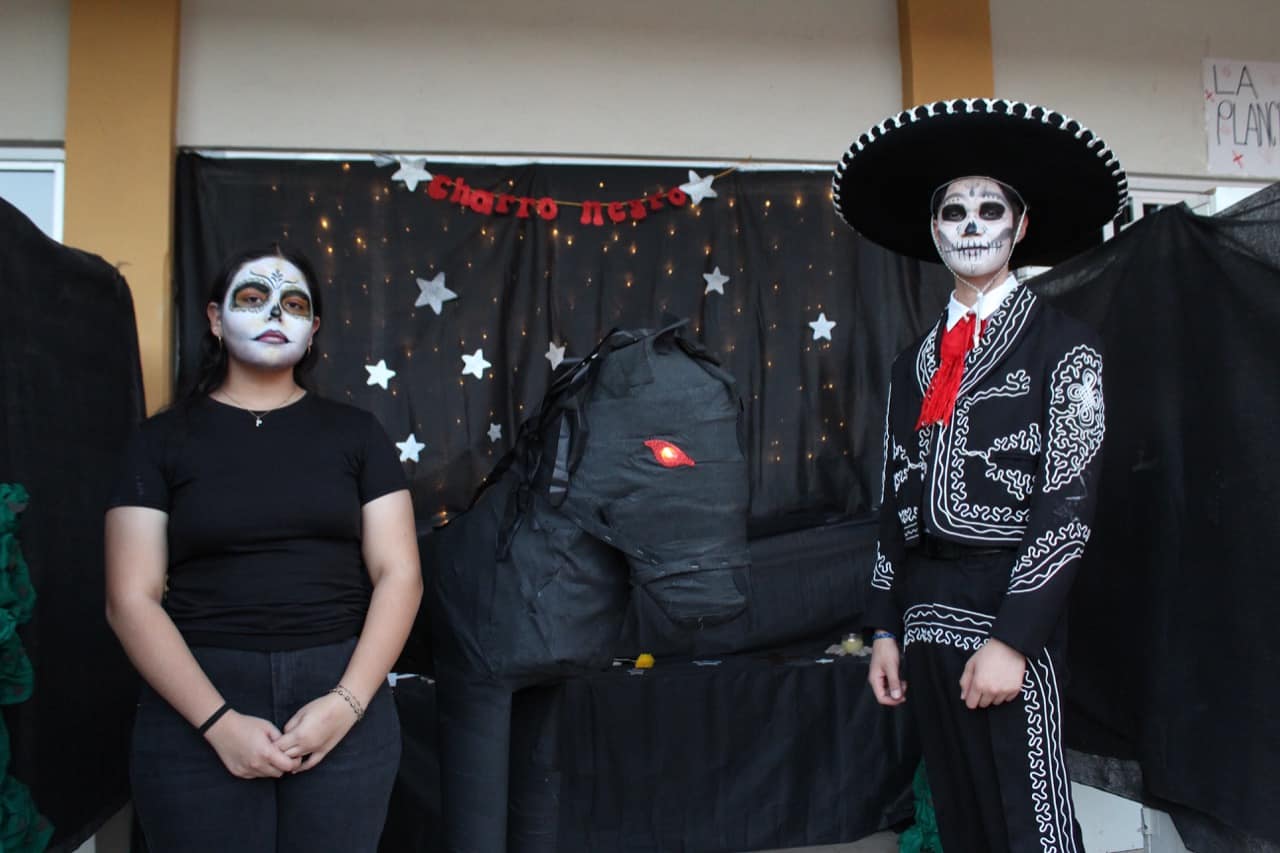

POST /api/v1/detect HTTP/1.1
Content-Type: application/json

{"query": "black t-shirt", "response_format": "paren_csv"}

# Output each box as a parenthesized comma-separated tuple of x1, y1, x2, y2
(108, 393, 407, 651)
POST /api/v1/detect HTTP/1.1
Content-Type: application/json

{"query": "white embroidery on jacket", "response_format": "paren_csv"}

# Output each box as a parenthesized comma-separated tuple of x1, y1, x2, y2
(992, 422, 1042, 455)
(1008, 520, 1091, 595)
(871, 541, 894, 591)
(979, 422, 1041, 501)
(892, 440, 925, 495)
(915, 322, 940, 396)
(1044, 346, 1104, 493)
(898, 506, 919, 539)
(958, 286, 1037, 396)
(930, 370, 1033, 540)
(880, 384, 892, 503)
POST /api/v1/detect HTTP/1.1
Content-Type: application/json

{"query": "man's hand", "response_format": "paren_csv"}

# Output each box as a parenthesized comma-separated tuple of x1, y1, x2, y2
(868, 636, 907, 706)
(204, 711, 301, 779)
(959, 638, 1026, 709)
(273, 692, 361, 772)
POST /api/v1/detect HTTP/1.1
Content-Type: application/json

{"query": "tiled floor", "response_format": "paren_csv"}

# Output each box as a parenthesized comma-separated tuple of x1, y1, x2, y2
(759, 833, 898, 853)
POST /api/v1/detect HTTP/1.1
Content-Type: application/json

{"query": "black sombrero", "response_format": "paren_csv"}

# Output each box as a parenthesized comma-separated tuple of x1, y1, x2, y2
(832, 98, 1128, 267)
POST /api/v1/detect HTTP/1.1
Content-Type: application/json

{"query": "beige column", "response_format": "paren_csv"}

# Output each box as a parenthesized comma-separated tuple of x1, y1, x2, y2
(64, 0, 181, 413)
(898, 0, 994, 107)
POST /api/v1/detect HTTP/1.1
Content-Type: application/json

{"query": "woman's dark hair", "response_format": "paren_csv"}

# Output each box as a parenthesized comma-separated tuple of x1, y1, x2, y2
(181, 244, 325, 402)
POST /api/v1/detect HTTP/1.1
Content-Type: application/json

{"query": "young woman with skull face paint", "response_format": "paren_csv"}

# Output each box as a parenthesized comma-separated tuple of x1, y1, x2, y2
(833, 99, 1128, 853)
(104, 246, 422, 852)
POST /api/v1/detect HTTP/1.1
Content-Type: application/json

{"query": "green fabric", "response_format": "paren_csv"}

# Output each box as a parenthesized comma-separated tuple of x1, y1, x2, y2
(899, 760, 943, 853)
(0, 485, 53, 852)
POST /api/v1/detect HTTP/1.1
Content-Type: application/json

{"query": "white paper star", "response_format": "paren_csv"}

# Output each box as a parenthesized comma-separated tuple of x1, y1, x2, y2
(414, 272, 457, 315)
(396, 433, 425, 463)
(545, 342, 566, 369)
(391, 156, 433, 192)
(680, 170, 719, 206)
(809, 312, 837, 341)
(487, 423, 503, 443)
(365, 359, 397, 389)
(461, 348, 491, 379)
(703, 266, 729, 295)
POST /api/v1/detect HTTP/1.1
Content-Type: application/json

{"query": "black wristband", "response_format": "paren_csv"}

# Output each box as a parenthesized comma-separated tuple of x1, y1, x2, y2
(196, 702, 231, 736)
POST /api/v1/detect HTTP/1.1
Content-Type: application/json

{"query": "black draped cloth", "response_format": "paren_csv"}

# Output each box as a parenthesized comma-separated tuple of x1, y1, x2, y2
(0, 197, 144, 849)
(1037, 184, 1280, 852)
(387, 646, 916, 853)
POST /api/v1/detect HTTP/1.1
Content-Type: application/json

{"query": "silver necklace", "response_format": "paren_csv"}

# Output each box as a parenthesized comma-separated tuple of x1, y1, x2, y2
(218, 388, 301, 427)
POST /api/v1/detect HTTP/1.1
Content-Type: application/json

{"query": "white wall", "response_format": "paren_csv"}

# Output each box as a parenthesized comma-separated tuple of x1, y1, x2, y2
(175, 0, 902, 162)
(0, 0, 69, 144)
(992, 0, 1280, 179)
(8, 0, 1280, 177)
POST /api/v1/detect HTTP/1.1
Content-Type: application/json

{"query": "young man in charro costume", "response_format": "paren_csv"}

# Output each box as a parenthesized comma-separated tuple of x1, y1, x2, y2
(832, 99, 1128, 851)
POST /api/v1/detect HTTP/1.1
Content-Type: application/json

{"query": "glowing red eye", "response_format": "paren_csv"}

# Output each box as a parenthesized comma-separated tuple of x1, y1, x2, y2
(644, 439, 695, 468)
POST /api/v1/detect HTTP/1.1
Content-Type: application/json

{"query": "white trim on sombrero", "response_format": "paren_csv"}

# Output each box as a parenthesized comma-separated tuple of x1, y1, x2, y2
(831, 98, 1129, 223)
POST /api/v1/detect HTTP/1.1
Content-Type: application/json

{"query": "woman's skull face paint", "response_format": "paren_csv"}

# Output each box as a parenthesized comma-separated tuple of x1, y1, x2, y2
(931, 177, 1024, 281)
(219, 257, 314, 370)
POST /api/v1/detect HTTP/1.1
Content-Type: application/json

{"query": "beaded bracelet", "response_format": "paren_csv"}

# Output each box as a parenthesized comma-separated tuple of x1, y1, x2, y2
(329, 684, 365, 722)
(871, 630, 897, 642)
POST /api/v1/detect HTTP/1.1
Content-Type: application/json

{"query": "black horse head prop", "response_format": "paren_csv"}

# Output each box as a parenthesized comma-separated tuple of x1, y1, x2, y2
(424, 320, 750, 685)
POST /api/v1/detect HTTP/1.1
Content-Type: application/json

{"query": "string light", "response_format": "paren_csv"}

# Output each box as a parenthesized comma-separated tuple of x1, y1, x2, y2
(270, 160, 887, 523)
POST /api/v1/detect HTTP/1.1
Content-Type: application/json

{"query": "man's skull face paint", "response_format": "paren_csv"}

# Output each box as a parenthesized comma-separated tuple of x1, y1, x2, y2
(931, 177, 1023, 281)
(219, 257, 314, 370)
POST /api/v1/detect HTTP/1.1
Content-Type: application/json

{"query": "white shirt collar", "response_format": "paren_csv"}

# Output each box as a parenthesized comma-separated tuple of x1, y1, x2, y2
(946, 274, 1020, 330)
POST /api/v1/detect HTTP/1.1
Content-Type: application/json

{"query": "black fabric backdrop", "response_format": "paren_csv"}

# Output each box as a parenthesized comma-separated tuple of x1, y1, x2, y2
(174, 153, 952, 531)
(0, 197, 144, 850)
(1039, 185, 1280, 851)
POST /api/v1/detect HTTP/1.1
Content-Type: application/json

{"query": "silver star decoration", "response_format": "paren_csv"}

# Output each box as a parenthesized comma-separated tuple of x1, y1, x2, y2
(396, 433, 425, 463)
(391, 156, 433, 192)
(365, 358, 397, 389)
(680, 170, 719, 206)
(809, 312, 837, 341)
(461, 348, 491, 380)
(703, 266, 729, 295)
(545, 341, 566, 369)
(414, 272, 457, 315)
(487, 423, 503, 443)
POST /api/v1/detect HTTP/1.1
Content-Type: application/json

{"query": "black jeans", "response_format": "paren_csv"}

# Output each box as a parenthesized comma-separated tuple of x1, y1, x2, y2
(131, 637, 400, 853)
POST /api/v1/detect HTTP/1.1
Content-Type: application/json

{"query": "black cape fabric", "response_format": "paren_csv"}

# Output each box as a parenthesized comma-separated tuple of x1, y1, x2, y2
(1035, 183, 1280, 850)
(0, 198, 144, 849)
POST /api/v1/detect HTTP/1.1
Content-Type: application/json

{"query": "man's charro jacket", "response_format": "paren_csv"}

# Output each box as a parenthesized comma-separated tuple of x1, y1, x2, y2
(864, 284, 1106, 659)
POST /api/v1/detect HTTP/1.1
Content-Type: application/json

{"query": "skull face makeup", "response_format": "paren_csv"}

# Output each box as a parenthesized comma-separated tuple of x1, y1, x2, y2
(931, 176, 1026, 283)
(217, 257, 315, 370)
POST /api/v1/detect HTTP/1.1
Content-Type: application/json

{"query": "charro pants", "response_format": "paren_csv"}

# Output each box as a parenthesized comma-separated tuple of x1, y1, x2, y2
(900, 551, 1085, 853)
(130, 637, 400, 853)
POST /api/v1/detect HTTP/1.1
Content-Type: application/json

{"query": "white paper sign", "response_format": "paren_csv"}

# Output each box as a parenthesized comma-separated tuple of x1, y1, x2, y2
(1204, 58, 1280, 178)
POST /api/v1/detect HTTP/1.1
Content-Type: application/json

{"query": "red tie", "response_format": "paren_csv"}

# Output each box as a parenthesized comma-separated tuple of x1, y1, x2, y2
(916, 313, 984, 430)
